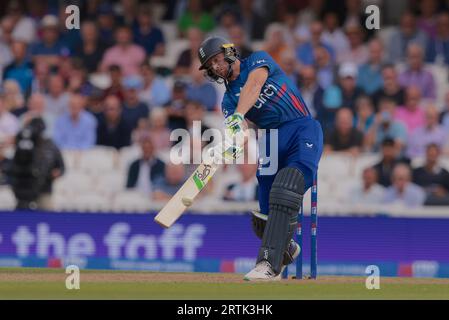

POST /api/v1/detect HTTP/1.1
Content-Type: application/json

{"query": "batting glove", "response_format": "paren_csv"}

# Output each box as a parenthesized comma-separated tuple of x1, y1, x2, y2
(224, 112, 244, 136)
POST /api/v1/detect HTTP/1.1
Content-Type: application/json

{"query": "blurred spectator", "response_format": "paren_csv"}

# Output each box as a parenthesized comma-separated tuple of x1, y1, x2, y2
(178, 0, 215, 36)
(238, 0, 268, 40)
(84, 0, 102, 20)
(383, 163, 426, 207)
(280, 8, 300, 47)
(349, 167, 385, 205)
(126, 134, 165, 196)
(3, 40, 33, 98)
(394, 86, 426, 137)
(184, 100, 209, 135)
(321, 11, 349, 60)
(117, 0, 138, 27)
(299, 65, 324, 119)
(373, 138, 411, 187)
(317, 65, 340, 132)
(147, 107, 171, 151)
(296, 0, 325, 30)
(96, 95, 132, 150)
(153, 163, 188, 201)
(372, 64, 405, 110)
(417, 0, 439, 40)
(175, 27, 204, 76)
(0, 143, 12, 185)
(186, 60, 218, 111)
(30, 15, 70, 68)
(413, 143, 449, 205)
(96, 2, 116, 47)
(53, 93, 97, 150)
(279, 49, 300, 86)
(398, 43, 436, 100)
(26, 1, 47, 21)
(313, 45, 335, 90)
(342, 0, 364, 29)
(324, 108, 364, 155)
(73, 20, 108, 74)
(337, 23, 368, 65)
(55, 56, 73, 85)
(387, 12, 428, 63)
(0, 16, 16, 46)
(66, 61, 94, 97)
(121, 75, 149, 130)
(366, 97, 408, 152)
(324, 62, 364, 113)
(407, 106, 447, 158)
(228, 24, 253, 59)
(2, 0, 36, 44)
(263, 23, 290, 64)
(223, 163, 258, 201)
(131, 117, 150, 145)
(44, 74, 69, 117)
(164, 80, 189, 130)
(133, 4, 165, 57)
(0, 19, 14, 82)
(100, 26, 146, 76)
(20, 92, 54, 137)
(10, 117, 64, 210)
(441, 91, 449, 133)
(31, 58, 50, 93)
(86, 87, 106, 119)
(296, 21, 334, 66)
(0, 94, 19, 146)
(353, 95, 375, 135)
(172, 100, 212, 169)
(138, 62, 171, 109)
(357, 38, 385, 95)
(3, 79, 25, 117)
(103, 64, 125, 101)
(425, 12, 449, 65)
(211, 6, 240, 40)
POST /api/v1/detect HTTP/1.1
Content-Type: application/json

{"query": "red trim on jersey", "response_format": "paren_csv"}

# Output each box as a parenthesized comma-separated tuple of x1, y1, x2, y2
(289, 92, 308, 116)
(271, 83, 287, 105)
(278, 83, 287, 96)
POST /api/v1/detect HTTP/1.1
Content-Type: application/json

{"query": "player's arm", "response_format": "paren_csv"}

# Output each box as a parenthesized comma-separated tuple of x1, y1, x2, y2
(236, 67, 269, 115)
(224, 67, 268, 143)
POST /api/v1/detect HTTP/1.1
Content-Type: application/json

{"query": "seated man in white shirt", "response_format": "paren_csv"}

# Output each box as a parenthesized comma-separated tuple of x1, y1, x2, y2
(383, 163, 426, 207)
(349, 167, 385, 205)
(53, 93, 97, 150)
(126, 134, 165, 197)
(0, 94, 19, 146)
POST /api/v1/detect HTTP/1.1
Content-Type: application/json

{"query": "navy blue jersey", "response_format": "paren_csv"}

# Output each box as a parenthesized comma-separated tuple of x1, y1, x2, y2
(222, 51, 311, 129)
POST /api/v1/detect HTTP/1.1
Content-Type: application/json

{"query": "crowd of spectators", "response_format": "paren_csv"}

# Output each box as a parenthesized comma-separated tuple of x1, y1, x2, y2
(0, 0, 449, 209)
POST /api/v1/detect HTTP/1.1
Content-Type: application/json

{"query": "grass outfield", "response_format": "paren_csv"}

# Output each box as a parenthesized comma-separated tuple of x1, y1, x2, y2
(1, 267, 449, 300)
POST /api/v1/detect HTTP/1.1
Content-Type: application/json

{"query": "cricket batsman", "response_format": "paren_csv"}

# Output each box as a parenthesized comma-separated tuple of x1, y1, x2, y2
(198, 37, 323, 280)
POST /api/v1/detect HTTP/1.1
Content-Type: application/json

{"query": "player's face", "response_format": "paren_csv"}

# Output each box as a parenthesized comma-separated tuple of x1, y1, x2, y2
(206, 53, 229, 79)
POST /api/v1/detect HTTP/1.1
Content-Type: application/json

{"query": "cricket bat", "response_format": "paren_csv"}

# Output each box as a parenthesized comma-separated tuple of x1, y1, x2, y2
(154, 160, 219, 228)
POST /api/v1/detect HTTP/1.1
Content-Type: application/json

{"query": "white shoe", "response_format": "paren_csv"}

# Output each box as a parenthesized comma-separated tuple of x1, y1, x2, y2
(243, 260, 281, 281)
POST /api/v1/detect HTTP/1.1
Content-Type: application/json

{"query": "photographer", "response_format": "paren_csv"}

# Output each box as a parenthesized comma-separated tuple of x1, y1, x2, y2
(9, 117, 64, 210)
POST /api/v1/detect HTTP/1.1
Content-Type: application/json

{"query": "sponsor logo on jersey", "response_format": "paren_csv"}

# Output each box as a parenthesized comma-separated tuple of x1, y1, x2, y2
(252, 59, 266, 66)
(254, 84, 278, 109)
